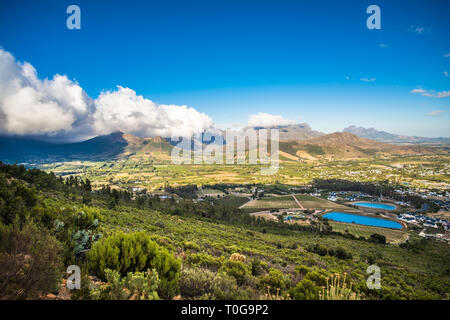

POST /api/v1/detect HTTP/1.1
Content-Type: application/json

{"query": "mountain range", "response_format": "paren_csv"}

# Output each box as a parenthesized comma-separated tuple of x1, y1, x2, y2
(0, 124, 444, 164)
(343, 125, 450, 145)
(244, 123, 325, 141)
(0, 132, 172, 164)
(279, 132, 439, 161)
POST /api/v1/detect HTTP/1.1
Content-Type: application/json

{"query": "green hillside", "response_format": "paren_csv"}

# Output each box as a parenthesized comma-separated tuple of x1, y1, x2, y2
(0, 162, 449, 300)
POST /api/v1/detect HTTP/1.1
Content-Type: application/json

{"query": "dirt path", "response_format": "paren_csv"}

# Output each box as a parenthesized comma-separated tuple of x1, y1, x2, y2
(292, 194, 305, 210)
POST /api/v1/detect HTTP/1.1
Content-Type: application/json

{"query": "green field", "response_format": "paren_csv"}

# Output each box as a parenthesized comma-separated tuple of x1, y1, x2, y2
(294, 194, 352, 210)
(329, 221, 409, 244)
(198, 188, 226, 198)
(241, 194, 355, 211)
(38, 154, 450, 193)
(214, 195, 249, 208)
(241, 195, 300, 209)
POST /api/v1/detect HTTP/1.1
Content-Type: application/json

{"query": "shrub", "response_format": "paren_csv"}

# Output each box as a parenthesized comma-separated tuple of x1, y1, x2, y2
(0, 219, 63, 299)
(295, 265, 310, 276)
(88, 231, 181, 299)
(251, 258, 263, 276)
(182, 240, 201, 251)
(304, 270, 328, 287)
(180, 268, 216, 298)
(308, 243, 328, 256)
(230, 253, 246, 262)
(219, 260, 251, 285)
(329, 247, 353, 260)
(369, 233, 387, 244)
(92, 268, 160, 300)
(186, 253, 223, 271)
(289, 279, 319, 300)
(319, 273, 361, 300)
(0, 177, 37, 226)
(259, 268, 291, 293)
(180, 267, 246, 299)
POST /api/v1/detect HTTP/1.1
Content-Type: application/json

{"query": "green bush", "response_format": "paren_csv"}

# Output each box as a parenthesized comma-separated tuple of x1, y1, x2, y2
(186, 253, 223, 271)
(219, 260, 251, 285)
(92, 268, 160, 300)
(328, 247, 353, 260)
(180, 267, 249, 299)
(251, 258, 263, 276)
(0, 176, 37, 225)
(259, 268, 291, 293)
(87, 231, 181, 299)
(304, 270, 328, 287)
(289, 279, 319, 300)
(369, 233, 387, 244)
(295, 265, 310, 276)
(0, 219, 63, 299)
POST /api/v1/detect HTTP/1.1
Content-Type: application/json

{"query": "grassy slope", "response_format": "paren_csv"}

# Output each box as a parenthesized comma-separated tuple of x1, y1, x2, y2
(43, 192, 450, 299)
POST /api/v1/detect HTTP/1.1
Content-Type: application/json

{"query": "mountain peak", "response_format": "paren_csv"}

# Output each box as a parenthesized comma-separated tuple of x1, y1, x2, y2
(244, 122, 324, 141)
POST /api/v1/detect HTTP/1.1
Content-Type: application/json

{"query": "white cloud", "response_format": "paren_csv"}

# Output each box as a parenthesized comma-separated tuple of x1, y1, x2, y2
(0, 48, 91, 135)
(411, 87, 450, 98)
(379, 43, 388, 48)
(248, 112, 298, 127)
(360, 77, 376, 82)
(444, 71, 449, 78)
(427, 110, 445, 117)
(93, 86, 213, 138)
(0, 48, 213, 140)
(444, 53, 450, 58)
(436, 91, 450, 98)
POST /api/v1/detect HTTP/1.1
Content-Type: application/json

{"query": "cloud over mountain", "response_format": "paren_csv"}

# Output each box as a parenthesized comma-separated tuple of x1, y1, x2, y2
(0, 48, 213, 141)
(93, 86, 213, 138)
(248, 112, 298, 127)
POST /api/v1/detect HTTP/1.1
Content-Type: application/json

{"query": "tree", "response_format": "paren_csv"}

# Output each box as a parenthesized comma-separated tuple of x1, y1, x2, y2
(369, 233, 386, 244)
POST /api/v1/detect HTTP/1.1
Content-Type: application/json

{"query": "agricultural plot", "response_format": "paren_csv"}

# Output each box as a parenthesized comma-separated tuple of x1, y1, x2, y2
(329, 221, 408, 244)
(241, 194, 357, 211)
(198, 188, 226, 198)
(294, 194, 354, 210)
(214, 195, 249, 208)
(241, 195, 300, 209)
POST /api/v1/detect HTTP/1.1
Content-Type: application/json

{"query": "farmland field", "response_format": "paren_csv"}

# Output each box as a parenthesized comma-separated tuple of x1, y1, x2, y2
(241, 195, 300, 209)
(214, 195, 249, 208)
(241, 194, 360, 212)
(329, 221, 409, 244)
(294, 194, 354, 210)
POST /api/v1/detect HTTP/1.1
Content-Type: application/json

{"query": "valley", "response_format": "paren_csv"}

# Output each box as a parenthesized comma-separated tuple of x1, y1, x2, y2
(1, 127, 449, 301)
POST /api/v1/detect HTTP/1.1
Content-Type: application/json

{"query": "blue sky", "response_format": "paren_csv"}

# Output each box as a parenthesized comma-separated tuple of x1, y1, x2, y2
(0, 0, 449, 138)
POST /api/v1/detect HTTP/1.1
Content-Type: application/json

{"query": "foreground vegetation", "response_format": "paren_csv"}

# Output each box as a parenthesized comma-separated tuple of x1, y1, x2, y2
(0, 162, 449, 300)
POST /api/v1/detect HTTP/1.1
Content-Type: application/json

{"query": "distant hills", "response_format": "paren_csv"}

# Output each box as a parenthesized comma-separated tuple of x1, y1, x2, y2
(343, 125, 450, 145)
(279, 132, 440, 161)
(0, 125, 446, 164)
(0, 132, 172, 164)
